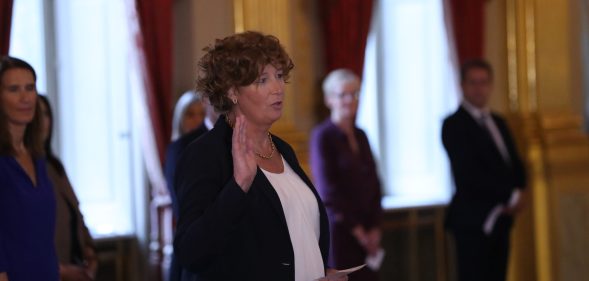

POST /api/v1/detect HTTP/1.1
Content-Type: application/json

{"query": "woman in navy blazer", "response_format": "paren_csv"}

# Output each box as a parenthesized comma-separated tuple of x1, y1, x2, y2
(173, 31, 344, 281)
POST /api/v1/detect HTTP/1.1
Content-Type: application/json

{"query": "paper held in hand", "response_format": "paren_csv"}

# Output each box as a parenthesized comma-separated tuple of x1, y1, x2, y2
(483, 189, 521, 235)
(315, 264, 366, 280)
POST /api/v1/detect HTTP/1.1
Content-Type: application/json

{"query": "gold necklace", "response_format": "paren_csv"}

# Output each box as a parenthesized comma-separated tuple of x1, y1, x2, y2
(226, 114, 276, 159)
(255, 133, 276, 159)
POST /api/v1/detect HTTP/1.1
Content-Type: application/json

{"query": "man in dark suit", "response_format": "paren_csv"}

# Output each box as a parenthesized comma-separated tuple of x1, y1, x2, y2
(442, 59, 527, 281)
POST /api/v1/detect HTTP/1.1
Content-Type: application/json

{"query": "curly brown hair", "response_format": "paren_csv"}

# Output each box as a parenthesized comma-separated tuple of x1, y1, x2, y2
(196, 31, 294, 113)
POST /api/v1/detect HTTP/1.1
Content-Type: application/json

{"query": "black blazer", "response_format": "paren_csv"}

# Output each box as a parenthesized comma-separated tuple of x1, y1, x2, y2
(164, 124, 210, 217)
(173, 118, 330, 281)
(442, 106, 526, 231)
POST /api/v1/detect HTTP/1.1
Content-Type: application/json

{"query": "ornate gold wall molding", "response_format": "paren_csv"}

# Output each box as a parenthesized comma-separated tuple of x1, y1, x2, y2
(505, 1, 589, 280)
(506, 1, 552, 280)
(506, 0, 538, 113)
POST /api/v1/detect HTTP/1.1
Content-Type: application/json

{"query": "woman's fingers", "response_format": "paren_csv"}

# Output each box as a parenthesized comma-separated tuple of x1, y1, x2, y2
(240, 116, 247, 153)
(233, 116, 246, 155)
(232, 116, 241, 152)
(231, 115, 257, 192)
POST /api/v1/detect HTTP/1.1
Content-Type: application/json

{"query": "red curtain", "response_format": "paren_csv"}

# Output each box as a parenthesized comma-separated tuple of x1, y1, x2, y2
(448, 0, 486, 64)
(134, 0, 173, 162)
(0, 0, 14, 55)
(320, 0, 374, 77)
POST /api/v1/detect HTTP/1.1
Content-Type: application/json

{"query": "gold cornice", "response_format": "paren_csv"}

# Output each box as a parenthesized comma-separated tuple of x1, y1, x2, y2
(234, 0, 245, 33)
(506, 0, 538, 113)
(507, 0, 519, 111)
(506, 1, 552, 280)
(525, 0, 538, 111)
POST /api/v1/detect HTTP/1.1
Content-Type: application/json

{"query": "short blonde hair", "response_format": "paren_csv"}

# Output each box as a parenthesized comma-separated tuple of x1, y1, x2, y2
(322, 68, 360, 97)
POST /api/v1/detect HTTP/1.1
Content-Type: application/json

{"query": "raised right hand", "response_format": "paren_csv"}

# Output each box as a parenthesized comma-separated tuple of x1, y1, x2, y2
(232, 115, 257, 192)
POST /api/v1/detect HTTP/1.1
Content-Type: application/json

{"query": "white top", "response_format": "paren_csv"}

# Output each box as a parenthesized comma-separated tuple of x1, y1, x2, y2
(462, 100, 511, 163)
(262, 157, 324, 281)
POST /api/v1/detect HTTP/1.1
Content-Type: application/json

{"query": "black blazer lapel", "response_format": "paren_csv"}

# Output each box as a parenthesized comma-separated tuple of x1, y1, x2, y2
(458, 107, 509, 168)
(252, 136, 323, 233)
(251, 168, 290, 229)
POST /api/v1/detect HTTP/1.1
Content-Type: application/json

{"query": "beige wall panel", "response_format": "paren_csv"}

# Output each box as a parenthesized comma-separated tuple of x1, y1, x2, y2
(535, 0, 574, 111)
(556, 192, 589, 280)
(173, 0, 235, 101)
(485, 0, 510, 114)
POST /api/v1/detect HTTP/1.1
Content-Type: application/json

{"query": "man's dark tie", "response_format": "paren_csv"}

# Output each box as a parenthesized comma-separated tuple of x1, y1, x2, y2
(479, 113, 511, 165)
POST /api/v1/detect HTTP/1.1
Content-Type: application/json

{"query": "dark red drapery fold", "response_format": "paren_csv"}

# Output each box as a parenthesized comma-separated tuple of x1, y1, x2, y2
(134, 0, 173, 162)
(0, 0, 14, 55)
(448, 0, 486, 65)
(320, 0, 374, 77)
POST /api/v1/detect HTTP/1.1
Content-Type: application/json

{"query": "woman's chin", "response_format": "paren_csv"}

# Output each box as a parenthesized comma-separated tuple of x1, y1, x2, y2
(270, 112, 283, 124)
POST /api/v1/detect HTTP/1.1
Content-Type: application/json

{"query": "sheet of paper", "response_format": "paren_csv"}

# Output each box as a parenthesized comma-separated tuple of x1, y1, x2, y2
(366, 248, 385, 271)
(315, 264, 366, 280)
(483, 190, 522, 235)
(483, 204, 503, 235)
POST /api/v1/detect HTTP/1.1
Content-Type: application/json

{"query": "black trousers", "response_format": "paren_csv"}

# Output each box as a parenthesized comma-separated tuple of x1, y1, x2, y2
(450, 226, 511, 281)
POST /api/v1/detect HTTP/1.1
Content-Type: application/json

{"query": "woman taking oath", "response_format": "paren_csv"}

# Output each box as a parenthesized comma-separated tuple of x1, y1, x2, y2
(173, 31, 346, 281)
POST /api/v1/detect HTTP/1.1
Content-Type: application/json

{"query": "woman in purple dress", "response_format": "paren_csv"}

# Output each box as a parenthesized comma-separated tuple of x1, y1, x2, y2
(310, 69, 383, 281)
(0, 56, 59, 281)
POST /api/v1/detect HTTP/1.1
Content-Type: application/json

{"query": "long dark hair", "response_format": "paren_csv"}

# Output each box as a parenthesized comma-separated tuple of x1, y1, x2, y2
(38, 95, 66, 176)
(0, 56, 44, 157)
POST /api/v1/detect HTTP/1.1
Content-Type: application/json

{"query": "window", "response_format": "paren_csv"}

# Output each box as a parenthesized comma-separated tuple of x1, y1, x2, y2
(358, 0, 460, 208)
(9, 0, 47, 94)
(10, 0, 145, 237)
